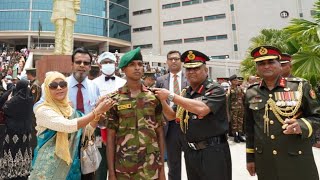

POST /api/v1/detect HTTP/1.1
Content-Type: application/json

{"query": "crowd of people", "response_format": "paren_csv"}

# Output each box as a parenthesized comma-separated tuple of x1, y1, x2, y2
(0, 46, 319, 180)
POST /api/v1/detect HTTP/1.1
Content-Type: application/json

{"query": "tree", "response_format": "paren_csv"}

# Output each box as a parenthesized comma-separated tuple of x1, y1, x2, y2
(284, 0, 320, 86)
(240, 29, 295, 78)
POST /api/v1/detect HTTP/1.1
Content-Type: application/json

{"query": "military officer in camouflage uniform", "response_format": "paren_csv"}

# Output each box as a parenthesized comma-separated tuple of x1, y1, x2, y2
(154, 50, 231, 180)
(105, 47, 165, 180)
(26, 68, 41, 104)
(227, 74, 245, 143)
(245, 46, 320, 180)
(143, 71, 156, 88)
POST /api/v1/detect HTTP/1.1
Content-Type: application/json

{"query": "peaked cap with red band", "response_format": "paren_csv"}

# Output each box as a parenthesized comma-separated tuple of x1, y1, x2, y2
(181, 50, 210, 68)
(279, 53, 292, 64)
(251, 46, 282, 62)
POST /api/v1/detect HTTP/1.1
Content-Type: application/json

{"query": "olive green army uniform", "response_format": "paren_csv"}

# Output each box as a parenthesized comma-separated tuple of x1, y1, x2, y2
(245, 76, 320, 180)
(106, 83, 163, 180)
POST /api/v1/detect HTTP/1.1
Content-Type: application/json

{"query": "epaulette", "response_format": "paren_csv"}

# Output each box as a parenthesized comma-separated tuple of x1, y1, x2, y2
(285, 77, 306, 82)
(247, 82, 259, 89)
(108, 92, 118, 99)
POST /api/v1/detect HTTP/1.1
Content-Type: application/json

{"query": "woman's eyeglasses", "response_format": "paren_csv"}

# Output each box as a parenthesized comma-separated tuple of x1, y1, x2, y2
(74, 61, 91, 66)
(49, 81, 68, 90)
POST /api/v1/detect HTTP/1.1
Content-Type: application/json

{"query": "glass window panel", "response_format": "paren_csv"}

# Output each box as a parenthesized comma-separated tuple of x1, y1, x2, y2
(184, 37, 204, 43)
(109, 3, 129, 24)
(162, 2, 181, 9)
(110, 0, 129, 8)
(183, 17, 203, 24)
(109, 20, 131, 41)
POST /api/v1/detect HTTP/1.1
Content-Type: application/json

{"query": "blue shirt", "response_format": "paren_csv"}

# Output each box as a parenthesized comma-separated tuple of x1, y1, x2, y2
(67, 75, 100, 115)
(34, 75, 100, 115)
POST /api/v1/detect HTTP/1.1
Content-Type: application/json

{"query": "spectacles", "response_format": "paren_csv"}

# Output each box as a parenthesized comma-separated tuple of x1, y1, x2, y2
(167, 57, 181, 61)
(49, 81, 68, 90)
(74, 61, 91, 66)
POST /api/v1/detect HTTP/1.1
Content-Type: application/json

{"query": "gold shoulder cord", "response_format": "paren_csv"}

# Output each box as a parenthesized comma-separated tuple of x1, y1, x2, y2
(176, 89, 189, 133)
(264, 82, 303, 136)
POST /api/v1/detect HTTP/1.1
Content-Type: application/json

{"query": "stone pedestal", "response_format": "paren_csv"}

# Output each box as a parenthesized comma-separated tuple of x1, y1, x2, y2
(36, 55, 72, 83)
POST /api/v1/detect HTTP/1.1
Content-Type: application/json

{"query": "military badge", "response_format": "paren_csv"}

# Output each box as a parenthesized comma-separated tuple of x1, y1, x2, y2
(187, 51, 195, 61)
(259, 47, 268, 55)
(309, 89, 317, 99)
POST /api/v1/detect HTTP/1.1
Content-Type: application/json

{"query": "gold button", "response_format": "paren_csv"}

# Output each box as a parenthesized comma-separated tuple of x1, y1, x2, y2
(255, 147, 258, 150)
(255, 107, 258, 110)
(270, 120, 274, 125)
(269, 94, 273, 98)
(271, 135, 275, 140)
(273, 150, 277, 155)
(298, 151, 302, 155)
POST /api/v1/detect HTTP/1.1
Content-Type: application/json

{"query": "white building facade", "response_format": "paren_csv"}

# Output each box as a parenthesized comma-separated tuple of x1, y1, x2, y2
(130, 0, 316, 79)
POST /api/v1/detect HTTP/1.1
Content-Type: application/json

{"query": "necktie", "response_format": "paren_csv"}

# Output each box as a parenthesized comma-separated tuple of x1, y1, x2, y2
(173, 74, 180, 94)
(105, 76, 115, 81)
(76, 83, 84, 113)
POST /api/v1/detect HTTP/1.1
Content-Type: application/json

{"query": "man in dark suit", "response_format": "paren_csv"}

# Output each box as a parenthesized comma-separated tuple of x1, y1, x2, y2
(155, 50, 188, 180)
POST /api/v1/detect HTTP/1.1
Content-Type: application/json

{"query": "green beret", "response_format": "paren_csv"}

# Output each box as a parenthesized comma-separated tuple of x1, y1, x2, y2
(118, 47, 143, 68)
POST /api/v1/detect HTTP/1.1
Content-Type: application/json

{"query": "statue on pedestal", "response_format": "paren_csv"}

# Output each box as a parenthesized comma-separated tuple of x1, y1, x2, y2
(51, 0, 80, 55)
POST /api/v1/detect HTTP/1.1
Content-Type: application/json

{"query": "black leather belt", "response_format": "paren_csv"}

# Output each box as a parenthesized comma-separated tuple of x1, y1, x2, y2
(187, 135, 227, 150)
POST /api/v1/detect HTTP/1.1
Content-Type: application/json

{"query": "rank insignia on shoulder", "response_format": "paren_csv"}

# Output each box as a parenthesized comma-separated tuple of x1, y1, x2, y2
(309, 89, 317, 100)
(117, 104, 132, 110)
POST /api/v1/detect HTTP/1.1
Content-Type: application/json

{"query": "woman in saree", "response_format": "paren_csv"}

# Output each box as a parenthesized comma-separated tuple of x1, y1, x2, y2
(29, 72, 114, 179)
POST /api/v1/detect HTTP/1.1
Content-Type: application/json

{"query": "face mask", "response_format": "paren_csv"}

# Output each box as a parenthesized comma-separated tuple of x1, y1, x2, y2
(101, 64, 115, 75)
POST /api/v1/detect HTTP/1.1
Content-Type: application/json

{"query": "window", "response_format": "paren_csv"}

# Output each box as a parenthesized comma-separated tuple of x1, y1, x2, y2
(132, 26, 152, 32)
(163, 20, 182, 26)
(232, 24, 236, 30)
(184, 37, 204, 43)
(164, 39, 183, 45)
(203, 0, 217, 2)
(210, 55, 229, 59)
(310, 10, 316, 16)
(234, 44, 238, 51)
(182, 0, 201, 6)
(162, 2, 180, 9)
(205, 14, 226, 21)
(206, 34, 228, 41)
(183, 17, 203, 24)
(133, 9, 152, 16)
(133, 44, 153, 49)
(299, 13, 303, 17)
(230, 4, 234, 11)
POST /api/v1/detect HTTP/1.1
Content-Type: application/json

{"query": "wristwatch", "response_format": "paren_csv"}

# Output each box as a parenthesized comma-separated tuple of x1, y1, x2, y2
(168, 93, 175, 102)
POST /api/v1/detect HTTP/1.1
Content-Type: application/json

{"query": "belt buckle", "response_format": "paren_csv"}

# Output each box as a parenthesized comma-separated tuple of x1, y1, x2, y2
(188, 142, 197, 150)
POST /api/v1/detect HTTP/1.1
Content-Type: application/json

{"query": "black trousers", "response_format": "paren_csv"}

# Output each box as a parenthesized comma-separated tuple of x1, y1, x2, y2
(165, 122, 187, 180)
(184, 142, 232, 180)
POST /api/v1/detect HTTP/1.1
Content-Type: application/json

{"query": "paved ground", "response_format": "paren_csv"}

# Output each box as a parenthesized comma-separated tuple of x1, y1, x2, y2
(165, 141, 320, 180)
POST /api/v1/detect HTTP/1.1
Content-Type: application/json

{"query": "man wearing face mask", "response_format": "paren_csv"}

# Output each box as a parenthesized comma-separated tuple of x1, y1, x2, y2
(93, 52, 126, 96)
(93, 52, 126, 180)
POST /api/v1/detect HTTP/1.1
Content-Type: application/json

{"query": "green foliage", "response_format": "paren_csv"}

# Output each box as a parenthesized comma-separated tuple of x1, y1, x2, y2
(241, 0, 320, 86)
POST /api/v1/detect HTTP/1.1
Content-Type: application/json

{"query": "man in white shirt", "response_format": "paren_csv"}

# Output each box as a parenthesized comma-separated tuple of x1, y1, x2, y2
(93, 52, 126, 180)
(93, 52, 126, 96)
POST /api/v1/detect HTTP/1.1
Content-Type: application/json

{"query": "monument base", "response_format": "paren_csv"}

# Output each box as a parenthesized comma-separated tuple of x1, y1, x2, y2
(36, 55, 72, 83)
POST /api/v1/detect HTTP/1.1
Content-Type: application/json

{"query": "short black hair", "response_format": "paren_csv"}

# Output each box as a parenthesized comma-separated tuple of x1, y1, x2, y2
(26, 71, 36, 77)
(167, 50, 181, 59)
(72, 47, 92, 63)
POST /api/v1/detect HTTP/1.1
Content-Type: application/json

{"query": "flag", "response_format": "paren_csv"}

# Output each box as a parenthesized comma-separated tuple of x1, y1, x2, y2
(38, 18, 42, 37)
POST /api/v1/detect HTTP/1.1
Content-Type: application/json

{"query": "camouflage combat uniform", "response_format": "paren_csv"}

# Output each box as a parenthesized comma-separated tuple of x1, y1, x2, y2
(228, 85, 244, 134)
(106, 84, 163, 180)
